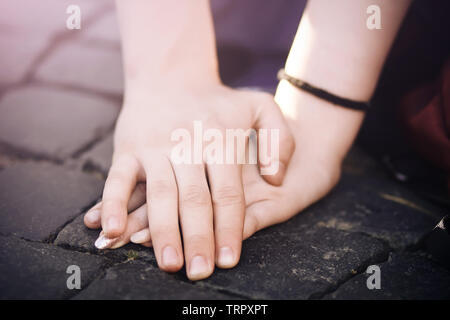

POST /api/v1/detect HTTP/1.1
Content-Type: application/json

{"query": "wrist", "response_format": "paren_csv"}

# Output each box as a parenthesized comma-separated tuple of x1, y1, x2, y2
(123, 67, 221, 99)
(123, 60, 220, 90)
(275, 80, 364, 163)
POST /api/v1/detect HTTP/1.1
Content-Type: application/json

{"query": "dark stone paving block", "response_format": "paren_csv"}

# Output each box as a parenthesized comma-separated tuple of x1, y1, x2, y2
(35, 42, 123, 95)
(81, 134, 113, 174)
(74, 260, 233, 299)
(0, 162, 103, 241)
(200, 227, 388, 299)
(0, 86, 119, 160)
(55, 214, 156, 264)
(256, 149, 441, 250)
(325, 252, 450, 300)
(0, 235, 106, 299)
(423, 224, 450, 269)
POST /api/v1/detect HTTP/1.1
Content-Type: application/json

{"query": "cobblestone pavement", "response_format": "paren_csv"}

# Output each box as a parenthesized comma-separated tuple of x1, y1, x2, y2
(1, 1, 449, 299)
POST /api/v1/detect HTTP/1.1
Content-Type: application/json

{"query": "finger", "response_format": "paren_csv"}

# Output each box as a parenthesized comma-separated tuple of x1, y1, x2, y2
(130, 228, 151, 244)
(141, 241, 153, 248)
(84, 202, 102, 229)
(110, 204, 149, 249)
(243, 192, 302, 239)
(243, 203, 272, 241)
(145, 156, 183, 272)
(95, 204, 149, 249)
(252, 92, 295, 186)
(243, 198, 296, 241)
(127, 183, 147, 211)
(84, 183, 147, 229)
(207, 163, 245, 269)
(174, 163, 215, 280)
(100, 155, 141, 238)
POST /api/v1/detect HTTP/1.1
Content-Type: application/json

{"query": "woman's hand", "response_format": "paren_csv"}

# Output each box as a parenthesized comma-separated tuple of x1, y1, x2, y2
(83, 0, 412, 281)
(85, 1, 295, 281)
(84, 132, 342, 251)
(84, 85, 364, 280)
(86, 84, 294, 280)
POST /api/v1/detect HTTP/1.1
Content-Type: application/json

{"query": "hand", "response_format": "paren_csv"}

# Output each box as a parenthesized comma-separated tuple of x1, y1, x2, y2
(84, 133, 341, 251)
(86, 83, 294, 280)
(84, 88, 362, 282)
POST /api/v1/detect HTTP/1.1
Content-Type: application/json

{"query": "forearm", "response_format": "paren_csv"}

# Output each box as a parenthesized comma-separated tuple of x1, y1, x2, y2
(276, 0, 411, 163)
(115, 0, 219, 90)
(283, 0, 411, 100)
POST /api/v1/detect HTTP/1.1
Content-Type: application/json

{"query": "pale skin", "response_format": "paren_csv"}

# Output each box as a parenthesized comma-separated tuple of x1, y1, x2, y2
(84, 0, 412, 280)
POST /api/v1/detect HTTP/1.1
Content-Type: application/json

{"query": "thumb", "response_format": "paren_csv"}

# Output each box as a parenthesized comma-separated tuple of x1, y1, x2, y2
(252, 92, 295, 186)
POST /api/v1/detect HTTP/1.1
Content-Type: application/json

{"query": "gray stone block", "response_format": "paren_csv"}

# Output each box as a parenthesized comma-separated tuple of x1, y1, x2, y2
(0, 35, 48, 87)
(0, 0, 110, 87)
(0, 235, 106, 299)
(0, 0, 107, 36)
(325, 252, 450, 300)
(34, 42, 123, 95)
(81, 134, 113, 175)
(0, 162, 103, 241)
(74, 259, 235, 300)
(0, 86, 119, 160)
(201, 226, 388, 299)
(83, 10, 120, 44)
(55, 214, 156, 264)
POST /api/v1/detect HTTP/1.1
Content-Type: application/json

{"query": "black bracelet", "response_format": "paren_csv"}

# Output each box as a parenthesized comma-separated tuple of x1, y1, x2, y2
(277, 69, 370, 111)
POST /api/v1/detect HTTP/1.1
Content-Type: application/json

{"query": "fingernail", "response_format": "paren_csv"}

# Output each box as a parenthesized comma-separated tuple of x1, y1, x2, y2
(218, 247, 235, 268)
(130, 229, 150, 244)
(109, 238, 126, 249)
(94, 233, 119, 249)
(106, 217, 120, 231)
(162, 246, 179, 267)
(85, 209, 100, 224)
(189, 256, 209, 280)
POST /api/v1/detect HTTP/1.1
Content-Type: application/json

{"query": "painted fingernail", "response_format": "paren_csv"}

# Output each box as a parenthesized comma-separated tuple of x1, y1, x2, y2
(85, 209, 100, 224)
(218, 247, 235, 268)
(189, 256, 209, 280)
(94, 233, 119, 249)
(162, 246, 179, 267)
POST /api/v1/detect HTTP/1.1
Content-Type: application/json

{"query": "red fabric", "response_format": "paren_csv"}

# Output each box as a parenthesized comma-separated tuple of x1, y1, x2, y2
(399, 58, 450, 192)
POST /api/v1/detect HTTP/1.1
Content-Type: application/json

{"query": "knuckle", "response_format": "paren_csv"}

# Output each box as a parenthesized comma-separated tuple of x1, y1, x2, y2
(185, 234, 211, 247)
(180, 185, 211, 209)
(150, 225, 178, 240)
(247, 212, 260, 232)
(279, 133, 296, 158)
(216, 226, 242, 240)
(281, 131, 295, 149)
(106, 169, 128, 184)
(149, 180, 176, 199)
(212, 186, 244, 208)
(101, 198, 126, 211)
(112, 154, 138, 169)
